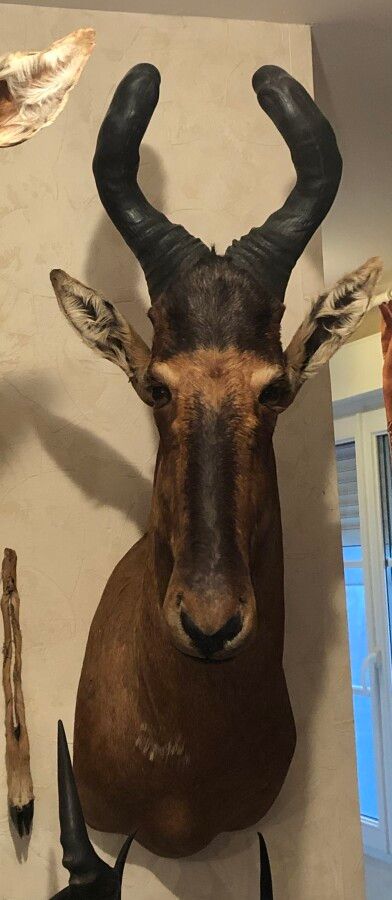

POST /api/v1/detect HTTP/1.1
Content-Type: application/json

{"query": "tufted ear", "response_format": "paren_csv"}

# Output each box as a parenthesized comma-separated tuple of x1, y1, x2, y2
(50, 269, 152, 402)
(0, 29, 95, 148)
(284, 257, 383, 398)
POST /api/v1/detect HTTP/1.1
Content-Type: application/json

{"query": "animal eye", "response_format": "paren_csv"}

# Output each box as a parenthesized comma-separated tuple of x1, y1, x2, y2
(150, 383, 171, 407)
(258, 378, 287, 409)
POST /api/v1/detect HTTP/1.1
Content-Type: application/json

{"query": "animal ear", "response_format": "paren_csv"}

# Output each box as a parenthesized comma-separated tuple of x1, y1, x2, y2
(0, 28, 95, 147)
(284, 257, 382, 398)
(50, 269, 152, 402)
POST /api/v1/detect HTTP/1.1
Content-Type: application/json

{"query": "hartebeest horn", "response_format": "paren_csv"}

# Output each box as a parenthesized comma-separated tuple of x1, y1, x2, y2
(93, 63, 210, 300)
(225, 65, 342, 301)
(53, 721, 133, 897)
(57, 720, 108, 881)
(258, 833, 274, 899)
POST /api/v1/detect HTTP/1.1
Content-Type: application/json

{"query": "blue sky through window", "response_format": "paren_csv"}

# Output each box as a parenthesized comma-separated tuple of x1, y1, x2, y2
(336, 441, 379, 822)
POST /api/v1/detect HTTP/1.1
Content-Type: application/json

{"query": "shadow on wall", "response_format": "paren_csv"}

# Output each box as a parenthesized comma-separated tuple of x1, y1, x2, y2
(90, 827, 258, 898)
(0, 372, 152, 534)
(47, 847, 60, 898)
(8, 815, 31, 864)
(0, 150, 166, 529)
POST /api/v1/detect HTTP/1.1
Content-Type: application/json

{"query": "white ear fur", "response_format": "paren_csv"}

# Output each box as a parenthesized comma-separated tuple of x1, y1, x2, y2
(0, 28, 95, 147)
(50, 269, 151, 385)
(285, 256, 383, 394)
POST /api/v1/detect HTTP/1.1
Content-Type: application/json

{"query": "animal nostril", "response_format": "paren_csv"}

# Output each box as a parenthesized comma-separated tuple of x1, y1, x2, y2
(176, 592, 184, 608)
(180, 609, 242, 657)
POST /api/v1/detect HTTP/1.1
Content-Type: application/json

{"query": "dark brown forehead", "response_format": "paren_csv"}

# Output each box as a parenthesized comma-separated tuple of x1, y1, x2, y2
(149, 254, 283, 362)
(151, 349, 284, 407)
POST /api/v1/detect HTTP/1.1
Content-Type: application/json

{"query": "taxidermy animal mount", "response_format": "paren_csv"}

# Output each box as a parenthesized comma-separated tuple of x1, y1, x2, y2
(1, 549, 34, 836)
(51, 722, 272, 898)
(0, 28, 95, 147)
(50, 63, 382, 857)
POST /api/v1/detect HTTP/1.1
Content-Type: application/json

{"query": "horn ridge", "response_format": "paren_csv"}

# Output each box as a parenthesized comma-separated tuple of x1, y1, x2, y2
(225, 65, 342, 300)
(93, 63, 209, 299)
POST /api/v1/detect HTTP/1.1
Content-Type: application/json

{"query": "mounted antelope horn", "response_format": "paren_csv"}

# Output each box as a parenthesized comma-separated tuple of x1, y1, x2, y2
(258, 833, 274, 899)
(93, 63, 210, 300)
(52, 721, 133, 898)
(225, 65, 343, 300)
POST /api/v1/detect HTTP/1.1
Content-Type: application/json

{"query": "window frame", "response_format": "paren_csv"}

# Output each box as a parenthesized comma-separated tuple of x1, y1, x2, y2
(334, 408, 392, 858)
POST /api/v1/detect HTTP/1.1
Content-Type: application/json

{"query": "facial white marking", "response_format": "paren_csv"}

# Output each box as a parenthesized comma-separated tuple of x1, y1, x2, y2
(150, 361, 181, 389)
(135, 723, 190, 767)
(250, 363, 283, 392)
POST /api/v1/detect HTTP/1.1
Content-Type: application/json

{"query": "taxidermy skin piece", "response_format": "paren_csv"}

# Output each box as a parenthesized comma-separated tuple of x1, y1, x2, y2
(0, 28, 95, 147)
(51, 722, 273, 898)
(51, 63, 382, 857)
(1, 549, 34, 836)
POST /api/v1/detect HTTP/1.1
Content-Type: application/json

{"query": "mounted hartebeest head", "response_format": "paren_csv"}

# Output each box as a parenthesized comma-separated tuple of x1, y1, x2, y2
(51, 64, 381, 664)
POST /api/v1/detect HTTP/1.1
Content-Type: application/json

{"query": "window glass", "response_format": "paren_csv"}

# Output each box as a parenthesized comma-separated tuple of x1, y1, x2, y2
(336, 440, 379, 822)
(377, 433, 392, 657)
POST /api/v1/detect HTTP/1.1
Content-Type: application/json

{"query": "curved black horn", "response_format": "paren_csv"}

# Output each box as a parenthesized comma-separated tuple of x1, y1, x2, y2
(57, 720, 108, 883)
(51, 722, 133, 899)
(225, 65, 342, 300)
(115, 834, 134, 879)
(93, 63, 210, 300)
(258, 833, 273, 899)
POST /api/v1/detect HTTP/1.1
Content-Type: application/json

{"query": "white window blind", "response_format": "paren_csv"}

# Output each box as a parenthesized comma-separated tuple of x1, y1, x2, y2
(336, 441, 361, 548)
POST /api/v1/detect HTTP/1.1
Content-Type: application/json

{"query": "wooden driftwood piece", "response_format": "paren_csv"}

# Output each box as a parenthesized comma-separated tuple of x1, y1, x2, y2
(1, 548, 34, 836)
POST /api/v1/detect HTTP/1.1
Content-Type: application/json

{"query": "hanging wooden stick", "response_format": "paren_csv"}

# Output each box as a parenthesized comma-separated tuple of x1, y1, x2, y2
(1, 548, 34, 836)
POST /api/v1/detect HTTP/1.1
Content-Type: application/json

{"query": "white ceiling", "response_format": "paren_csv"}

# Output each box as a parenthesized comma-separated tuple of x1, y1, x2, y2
(1, 0, 392, 25)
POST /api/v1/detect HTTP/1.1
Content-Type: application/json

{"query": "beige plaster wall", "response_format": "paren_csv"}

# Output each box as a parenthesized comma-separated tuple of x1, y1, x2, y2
(0, 6, 364, 898)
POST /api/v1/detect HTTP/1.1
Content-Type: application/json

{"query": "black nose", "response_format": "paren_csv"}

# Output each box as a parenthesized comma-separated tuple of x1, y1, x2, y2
(180, 609, 242, 658)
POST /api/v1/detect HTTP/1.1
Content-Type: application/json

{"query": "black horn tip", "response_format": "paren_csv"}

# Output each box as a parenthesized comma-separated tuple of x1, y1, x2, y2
(58, 718, 66, 744)
(129, 61, 161, 80)
(115, 834, 135, 879)
(252, 64, 288, 96)
(258, 833, 273, 900)
(119, 62, 161, 94)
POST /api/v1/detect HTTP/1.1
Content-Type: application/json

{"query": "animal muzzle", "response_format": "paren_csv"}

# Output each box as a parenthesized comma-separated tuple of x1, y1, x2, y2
(163, 571, 257, 660)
